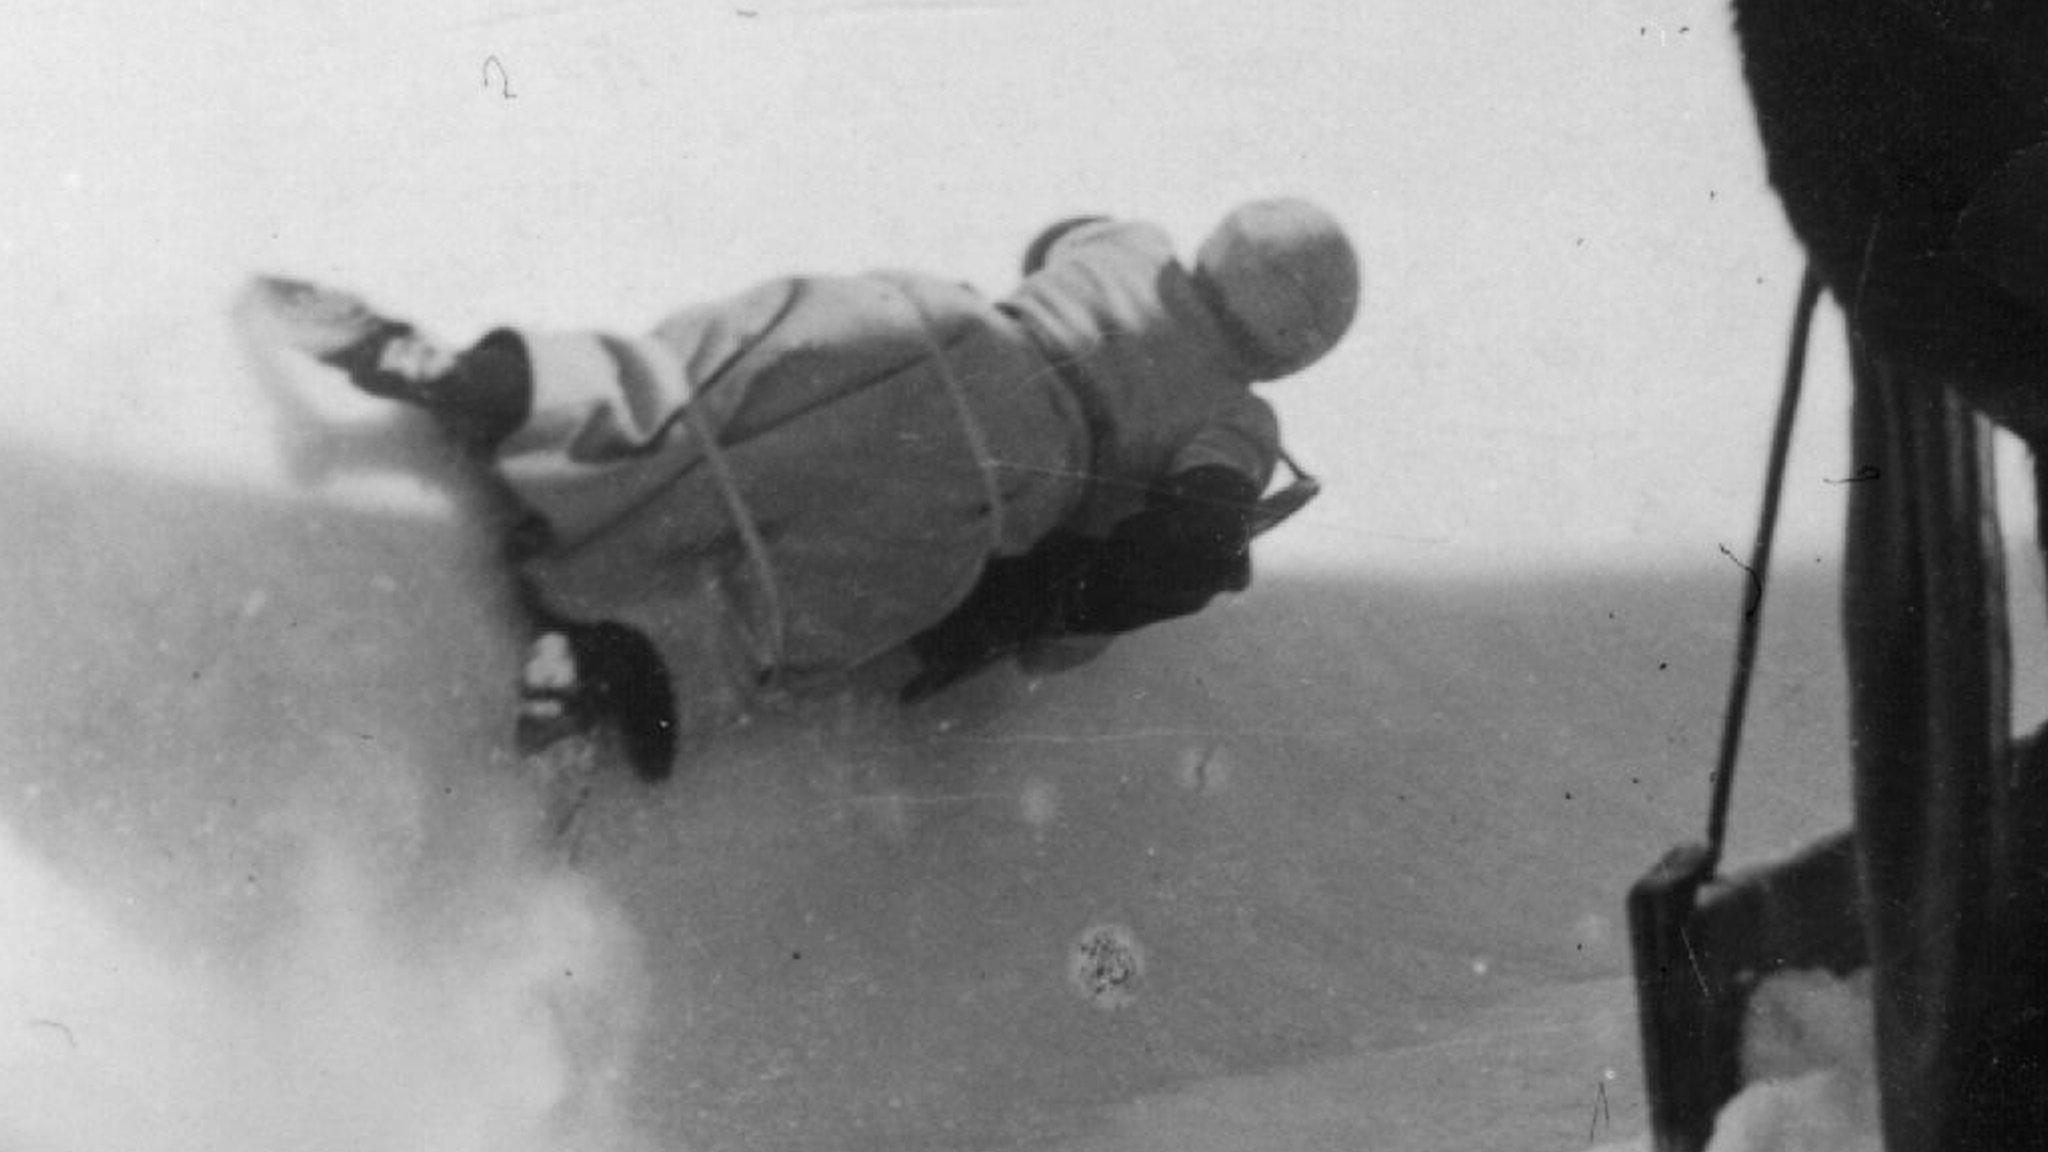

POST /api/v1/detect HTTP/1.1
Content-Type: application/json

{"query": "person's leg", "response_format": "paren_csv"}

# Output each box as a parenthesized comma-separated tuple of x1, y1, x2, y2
(246, 276, 533, 449)
(326, 327, 535, 450)
(515, 619, 679, 782)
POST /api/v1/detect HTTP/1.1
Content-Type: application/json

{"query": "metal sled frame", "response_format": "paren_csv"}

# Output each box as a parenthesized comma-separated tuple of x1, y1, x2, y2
(1626, 269, 1857, 1152)
(1248, 448, 1321, 537)
(1629, 832, 1869, 1152)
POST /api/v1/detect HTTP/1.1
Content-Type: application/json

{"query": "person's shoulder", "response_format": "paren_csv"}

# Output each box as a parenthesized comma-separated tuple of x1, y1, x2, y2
(1056, 219, 1174, 263)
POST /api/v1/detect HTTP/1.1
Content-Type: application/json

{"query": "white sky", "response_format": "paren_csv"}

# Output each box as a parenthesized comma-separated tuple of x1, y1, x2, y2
(0, 0, 1868, 573)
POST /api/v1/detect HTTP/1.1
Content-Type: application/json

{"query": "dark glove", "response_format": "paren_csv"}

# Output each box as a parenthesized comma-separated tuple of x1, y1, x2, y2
(902, 531, 1104, 702)
(900, 467, 1263, 701)
(1064, 465, 1262, 635)
(1126, 465, 1260, 566)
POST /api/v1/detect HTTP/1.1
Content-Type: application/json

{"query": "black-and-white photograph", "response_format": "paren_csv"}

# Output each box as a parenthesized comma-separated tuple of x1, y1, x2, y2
(4, 2, 2046, 1149)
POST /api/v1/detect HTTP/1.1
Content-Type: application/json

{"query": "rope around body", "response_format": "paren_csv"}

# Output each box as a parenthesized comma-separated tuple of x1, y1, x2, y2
(672, 290, 1014, 685)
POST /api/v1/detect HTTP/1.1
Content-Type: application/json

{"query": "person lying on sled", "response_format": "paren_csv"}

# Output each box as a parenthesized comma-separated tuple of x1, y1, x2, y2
(250, 197, 1359, 781)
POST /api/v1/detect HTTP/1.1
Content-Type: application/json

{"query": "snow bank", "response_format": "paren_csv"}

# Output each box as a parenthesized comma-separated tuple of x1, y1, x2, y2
(1591, 968, 1878, 1152)
(1704, 968, 1879, 1152)
(0, 401, 656, 1149)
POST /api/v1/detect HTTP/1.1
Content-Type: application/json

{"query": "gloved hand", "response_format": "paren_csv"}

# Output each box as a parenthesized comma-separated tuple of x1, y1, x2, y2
(901, 531, 1104, 702)
(900, 466, 1264, 701)
(1120, 464, 1260, 566)
(1064, 465, 1261, 634)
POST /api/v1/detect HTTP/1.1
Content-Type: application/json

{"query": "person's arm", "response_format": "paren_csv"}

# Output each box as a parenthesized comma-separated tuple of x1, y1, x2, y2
(1048, 392, 1280, 634)
(1061, 463, 1263, 635)
(900, 531, 1101, 702)
(1169, 390, 1280, 482)
(899, 462, 1265, 701)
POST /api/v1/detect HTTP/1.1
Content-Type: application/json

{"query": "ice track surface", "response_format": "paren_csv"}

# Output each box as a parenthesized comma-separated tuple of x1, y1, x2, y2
(0, 423, 1866, 1150)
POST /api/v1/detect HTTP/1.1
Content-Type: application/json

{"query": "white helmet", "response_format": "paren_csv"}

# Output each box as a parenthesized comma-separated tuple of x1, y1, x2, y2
(1194, 198, 1360, 380)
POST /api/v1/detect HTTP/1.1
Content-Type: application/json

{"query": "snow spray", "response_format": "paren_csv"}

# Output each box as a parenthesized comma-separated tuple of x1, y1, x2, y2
(0, 420, 658, 1152)
(0, 759, 652, 1152)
